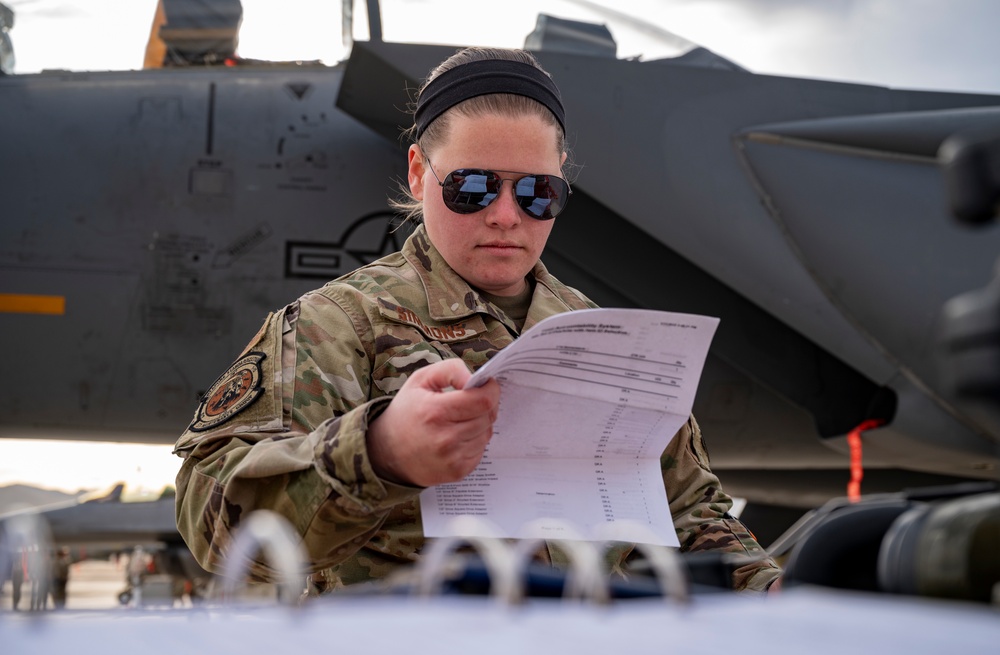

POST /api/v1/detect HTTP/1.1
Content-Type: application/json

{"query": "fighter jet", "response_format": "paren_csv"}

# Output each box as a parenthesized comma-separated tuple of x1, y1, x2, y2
(1, 0, 998, 542)
(0, 481, 210, 607)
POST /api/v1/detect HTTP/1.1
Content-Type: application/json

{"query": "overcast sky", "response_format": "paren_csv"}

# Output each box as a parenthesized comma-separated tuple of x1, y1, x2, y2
(3, 0, 999, 94)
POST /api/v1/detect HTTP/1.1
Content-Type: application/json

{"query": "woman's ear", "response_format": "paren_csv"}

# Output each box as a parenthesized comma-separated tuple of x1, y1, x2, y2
(408, 145, 425, 201)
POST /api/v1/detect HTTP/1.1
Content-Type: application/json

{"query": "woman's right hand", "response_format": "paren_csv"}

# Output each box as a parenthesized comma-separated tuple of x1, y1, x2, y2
(367, 358, 500, 487)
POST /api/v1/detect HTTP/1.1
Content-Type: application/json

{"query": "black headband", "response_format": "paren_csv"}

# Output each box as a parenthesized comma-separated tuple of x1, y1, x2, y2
(413, 59, 566, 141)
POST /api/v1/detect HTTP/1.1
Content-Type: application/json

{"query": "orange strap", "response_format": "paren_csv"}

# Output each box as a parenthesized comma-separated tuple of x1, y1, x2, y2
(847, 419, 885, 502)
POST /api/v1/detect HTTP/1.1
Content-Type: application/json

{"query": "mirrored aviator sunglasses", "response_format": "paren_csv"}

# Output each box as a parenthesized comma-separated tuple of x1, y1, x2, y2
(428, 160, 572, 220)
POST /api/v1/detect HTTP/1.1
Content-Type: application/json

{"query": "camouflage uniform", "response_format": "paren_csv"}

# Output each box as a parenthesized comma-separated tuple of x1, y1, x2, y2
(174, 224, 781, 592)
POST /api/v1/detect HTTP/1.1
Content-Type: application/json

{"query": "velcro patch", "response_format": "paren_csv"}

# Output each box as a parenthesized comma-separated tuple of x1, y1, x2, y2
(239, 311, 274, 357)
(189, 351, 267, 432)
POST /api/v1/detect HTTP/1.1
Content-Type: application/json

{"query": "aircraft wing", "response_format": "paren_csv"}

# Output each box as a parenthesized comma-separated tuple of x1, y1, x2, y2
(1, 487, 180, 549)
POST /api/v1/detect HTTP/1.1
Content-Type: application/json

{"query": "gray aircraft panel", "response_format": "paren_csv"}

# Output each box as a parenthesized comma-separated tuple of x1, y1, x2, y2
(737, 117, 1000, 456)
(3, 12, 999, 509)
(744, 144, 984, 374)
(738, 110, 1000, 388)
(557, 57, 1000, 393)
(863, 376, 999, 473)
(1, 66, 410, 440)
(25, 497, 179, 547)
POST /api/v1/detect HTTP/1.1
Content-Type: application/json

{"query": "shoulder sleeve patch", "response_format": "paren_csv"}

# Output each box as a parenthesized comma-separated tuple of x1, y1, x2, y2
(188, 351, 267, 432)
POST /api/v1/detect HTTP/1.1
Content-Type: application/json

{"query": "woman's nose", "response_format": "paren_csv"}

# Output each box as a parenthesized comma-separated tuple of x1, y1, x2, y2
(485, 179, 523, 228)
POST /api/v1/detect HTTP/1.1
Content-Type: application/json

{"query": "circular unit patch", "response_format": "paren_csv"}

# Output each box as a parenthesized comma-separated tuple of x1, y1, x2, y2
(189, 351, 266, 432)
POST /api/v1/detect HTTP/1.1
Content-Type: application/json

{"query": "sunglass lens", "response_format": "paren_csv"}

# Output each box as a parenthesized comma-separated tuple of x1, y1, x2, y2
(514, 175, 567, 220)
(441, 170, 499, 214)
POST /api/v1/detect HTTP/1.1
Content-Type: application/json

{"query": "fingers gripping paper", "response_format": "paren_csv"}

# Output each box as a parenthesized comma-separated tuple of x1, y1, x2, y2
(420, 308, 719, 546)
